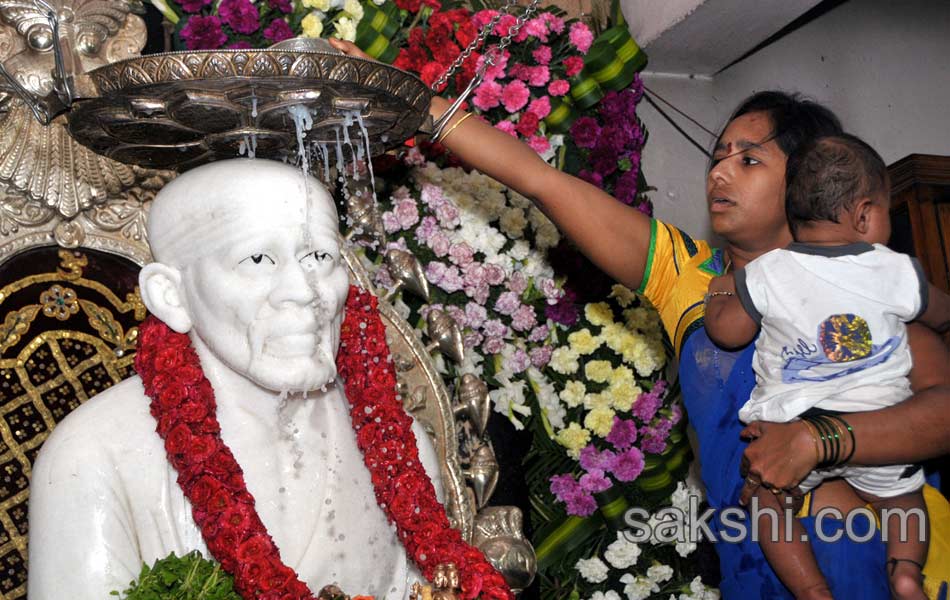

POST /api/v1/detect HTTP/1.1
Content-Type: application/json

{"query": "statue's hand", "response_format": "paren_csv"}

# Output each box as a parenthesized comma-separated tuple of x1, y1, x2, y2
(739, 420, 817, 505)
(328, 38, 375, 61)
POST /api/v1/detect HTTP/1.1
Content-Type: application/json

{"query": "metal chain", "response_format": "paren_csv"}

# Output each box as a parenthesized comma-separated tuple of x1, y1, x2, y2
(431, 0, 541, 91)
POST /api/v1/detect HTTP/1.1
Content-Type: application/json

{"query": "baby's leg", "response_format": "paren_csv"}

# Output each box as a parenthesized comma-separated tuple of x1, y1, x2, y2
(855, 488, 928, 600)
(751, 486, 832, 599)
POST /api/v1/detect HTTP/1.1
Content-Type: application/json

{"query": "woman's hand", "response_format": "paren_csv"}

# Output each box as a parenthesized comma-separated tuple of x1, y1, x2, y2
(739, 420, 817, 505)
(328, 38, 374, 60)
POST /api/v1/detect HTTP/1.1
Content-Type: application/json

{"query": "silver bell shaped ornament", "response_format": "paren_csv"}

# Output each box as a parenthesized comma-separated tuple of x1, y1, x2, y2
(425, 308, 464, 364)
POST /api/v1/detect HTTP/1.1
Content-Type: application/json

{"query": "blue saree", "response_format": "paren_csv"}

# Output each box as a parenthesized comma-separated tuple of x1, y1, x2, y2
(679, 328, 891, 599)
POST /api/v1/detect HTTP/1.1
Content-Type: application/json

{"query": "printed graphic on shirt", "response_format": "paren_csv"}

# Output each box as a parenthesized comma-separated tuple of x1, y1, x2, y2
(781, 313, 898, 383)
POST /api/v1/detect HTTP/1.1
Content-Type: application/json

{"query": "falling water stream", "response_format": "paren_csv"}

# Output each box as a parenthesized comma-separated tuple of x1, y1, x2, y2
(273, 105, 381, 475)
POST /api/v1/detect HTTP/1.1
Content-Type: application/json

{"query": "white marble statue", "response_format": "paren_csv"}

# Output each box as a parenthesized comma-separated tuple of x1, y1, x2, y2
(27, 159, 443, 599)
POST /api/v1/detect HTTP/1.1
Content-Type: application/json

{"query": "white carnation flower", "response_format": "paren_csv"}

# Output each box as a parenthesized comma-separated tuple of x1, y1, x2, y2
(590, 592, 621, 600)
(575, 557, 609, 583)
(619, 574, 657, 600)
(604, 531, 641, 569)
(647, 564, 674, 584)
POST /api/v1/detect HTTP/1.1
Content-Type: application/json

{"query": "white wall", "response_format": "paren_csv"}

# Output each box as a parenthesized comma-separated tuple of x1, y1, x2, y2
(638, 0, 950, 242)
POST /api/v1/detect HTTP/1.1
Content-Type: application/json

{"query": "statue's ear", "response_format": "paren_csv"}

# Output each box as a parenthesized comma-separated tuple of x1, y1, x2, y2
(139, 263, 193, 333)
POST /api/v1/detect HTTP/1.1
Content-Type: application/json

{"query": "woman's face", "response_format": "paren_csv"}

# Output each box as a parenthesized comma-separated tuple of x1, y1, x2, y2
(706, 111, 792, 250)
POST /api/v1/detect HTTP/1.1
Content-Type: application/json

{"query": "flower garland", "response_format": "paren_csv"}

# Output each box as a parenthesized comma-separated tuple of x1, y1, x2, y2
(134, 285, 512, 600)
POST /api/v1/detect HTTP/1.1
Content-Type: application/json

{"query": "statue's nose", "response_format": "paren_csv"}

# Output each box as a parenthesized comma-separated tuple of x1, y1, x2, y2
(269, 262, 316, 306)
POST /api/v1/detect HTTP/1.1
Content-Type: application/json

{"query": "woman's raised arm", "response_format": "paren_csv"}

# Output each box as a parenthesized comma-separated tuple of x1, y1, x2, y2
(328, 38, 655, 289)
(428, 97, 653, 290)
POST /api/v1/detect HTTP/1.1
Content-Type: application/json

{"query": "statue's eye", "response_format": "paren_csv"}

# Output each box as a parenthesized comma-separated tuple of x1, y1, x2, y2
(240, 254, 275, 265)
(300, 251, 333, 268)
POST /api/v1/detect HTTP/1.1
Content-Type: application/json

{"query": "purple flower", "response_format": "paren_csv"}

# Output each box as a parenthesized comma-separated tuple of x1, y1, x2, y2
(267, 0, 292, 13)
(428, 231, 451, 257)
(178, 0, 210, 14)
(590, 146, 619, 177)
(610, 446, 645, 482)
(614, 164, 641, 205)
(439, 266, 464, 293)
(494, 291, 521, 316)
(227, 40, 253, 49)
(425, 261, 449, 286)
(528, 324, 549, 343)
(483, 319, 508, 339)
(509, 348, 530, 373)
(435, 201, 460, 228)
(565, 491, 597, 517)
(538, 277, 563, 304)
(510, 304, 537, 332)
(465, 302, 488, 328)
(449, 242, 474, 267)
(640, 419, 673, 454)
(482, 336, 505, 355)
(484, 264, 506, 286)
(180, 15, 228, 50)
(632, 389, 662, 423)
(579, 445, 616, 472)
(464, 331, 484, 349)
(529, 345, 552, 368)
(545, 289, 579, 326)
(570, 117, 601, 149)
(414, 216, 439, 244)
(606, 417, 638, 451)
(218, 0, 260, 34)
(579, 469, 612, 493)
(550, 473, 578, 498)
(263, 18, 293, 42)
(507, 271, 528, 295)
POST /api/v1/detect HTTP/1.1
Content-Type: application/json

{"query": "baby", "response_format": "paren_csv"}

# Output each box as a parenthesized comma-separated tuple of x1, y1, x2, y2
(705, 134, 950, 600)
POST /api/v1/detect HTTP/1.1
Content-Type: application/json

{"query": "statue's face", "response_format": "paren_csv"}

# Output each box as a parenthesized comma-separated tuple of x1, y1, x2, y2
(150, 160, 350, 393)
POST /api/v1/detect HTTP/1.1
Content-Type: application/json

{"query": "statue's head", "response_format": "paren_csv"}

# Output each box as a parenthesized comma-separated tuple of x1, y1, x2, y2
(139, 159, 350, 393)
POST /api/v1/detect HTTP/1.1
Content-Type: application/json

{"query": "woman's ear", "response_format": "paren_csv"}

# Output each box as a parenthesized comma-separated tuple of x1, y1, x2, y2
(138, 263, 193, 333)
(852, 197, 873, 235)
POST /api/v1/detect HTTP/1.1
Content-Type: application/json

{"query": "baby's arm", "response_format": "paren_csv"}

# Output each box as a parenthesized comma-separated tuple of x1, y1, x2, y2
(917, 282, 950, 333)
(704, 272, 760, 349)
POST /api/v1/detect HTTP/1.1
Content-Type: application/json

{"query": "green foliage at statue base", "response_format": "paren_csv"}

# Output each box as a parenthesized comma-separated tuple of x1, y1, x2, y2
(111, 551, 241, 600)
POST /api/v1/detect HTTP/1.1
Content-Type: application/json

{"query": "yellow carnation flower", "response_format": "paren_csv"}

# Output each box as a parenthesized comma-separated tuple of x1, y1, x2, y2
(609, 284, 638, 308)
(568, 328, 602, 355)
(585, 302, 615, 327)
(559, 380, 587, 408)
(584, 359, 613, 383)
(344, 0, 363, 19)
(583, 392, 612, 411)
(334, 15, 357, 41)
(301, 0, 330, 9)
(607, 381, 641, 411)
(584, 406, 616, 438)
(549, 347, 580, 375)
(301, 12, 324, 37)
(555, 422, 591, 459)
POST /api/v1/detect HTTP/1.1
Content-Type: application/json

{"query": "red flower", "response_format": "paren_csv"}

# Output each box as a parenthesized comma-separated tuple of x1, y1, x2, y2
(516, 112, 540, 137)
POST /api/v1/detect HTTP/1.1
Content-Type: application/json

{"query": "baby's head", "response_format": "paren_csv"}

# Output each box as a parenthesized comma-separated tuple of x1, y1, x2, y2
(786, 134, 890, 244)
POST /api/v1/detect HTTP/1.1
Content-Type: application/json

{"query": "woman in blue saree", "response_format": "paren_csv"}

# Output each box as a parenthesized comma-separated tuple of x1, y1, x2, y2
(430, 87, 950, 598)
(334, 39, 950, 597)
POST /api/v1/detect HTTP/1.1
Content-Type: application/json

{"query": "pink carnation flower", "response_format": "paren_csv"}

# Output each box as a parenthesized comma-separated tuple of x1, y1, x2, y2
(494, 120, 518, 137)
(511, 304, 537, 332)
(263, 18, 293, 43)
(529, 345, 553, 368)
(501, 80, 530, 113)
(473, 80, 503, 111)
(527, 96, 551, 119)
(542, 12, 565, 34)
(547, 79, 570, 96)
(527, 135, 550, 154)
(532, 45, 552, 65)
(569, 21, 594, 54)
(524, 16, 549, 41)
(527, 65, 550, 87)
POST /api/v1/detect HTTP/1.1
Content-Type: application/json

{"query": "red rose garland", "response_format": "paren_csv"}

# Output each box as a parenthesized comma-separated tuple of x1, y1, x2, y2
(134, 285, 513, 600)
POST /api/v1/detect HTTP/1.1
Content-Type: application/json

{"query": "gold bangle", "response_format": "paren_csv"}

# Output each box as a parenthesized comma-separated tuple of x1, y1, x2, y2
(800, 419, 823, 465)
(436, 112, 473, 144)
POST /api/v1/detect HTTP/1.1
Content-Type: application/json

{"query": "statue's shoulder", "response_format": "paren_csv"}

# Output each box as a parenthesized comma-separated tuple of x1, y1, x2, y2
(35, 376, 155, 466)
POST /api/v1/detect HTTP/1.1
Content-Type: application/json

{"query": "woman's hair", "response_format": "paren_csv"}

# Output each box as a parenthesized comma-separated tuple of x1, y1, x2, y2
(718, 91, 844, 160)
(785, 133, 888, 235)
